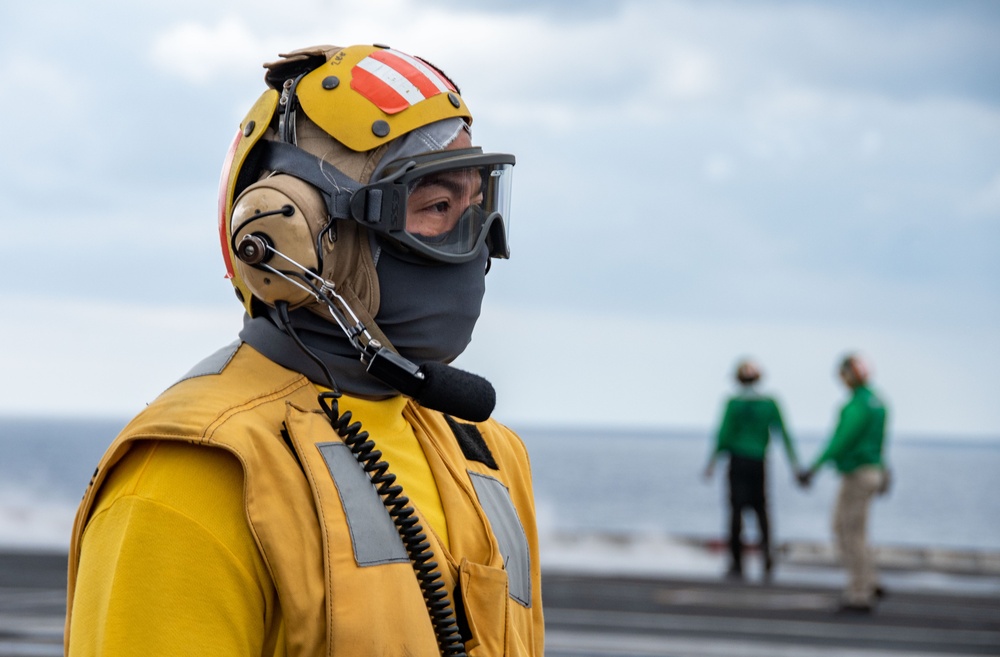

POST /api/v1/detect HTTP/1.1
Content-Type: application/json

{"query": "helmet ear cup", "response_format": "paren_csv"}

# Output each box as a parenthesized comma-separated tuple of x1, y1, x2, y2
(231, 174, 329, 309)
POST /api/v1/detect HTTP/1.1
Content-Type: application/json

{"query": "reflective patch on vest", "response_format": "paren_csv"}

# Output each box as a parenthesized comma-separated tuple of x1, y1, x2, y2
(317, 442, 409, 566)
(468, 471, 531, 607)
(173, 340, 241, 385)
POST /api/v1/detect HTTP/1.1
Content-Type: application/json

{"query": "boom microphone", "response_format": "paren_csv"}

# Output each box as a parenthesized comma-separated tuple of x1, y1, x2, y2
(364, 349, 496, 422)
(414, 361, 497, 423)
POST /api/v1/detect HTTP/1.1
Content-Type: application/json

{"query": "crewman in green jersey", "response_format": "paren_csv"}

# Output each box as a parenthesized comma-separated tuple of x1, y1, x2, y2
(799, 353, 890, 613)
(705, 359, 799, 581)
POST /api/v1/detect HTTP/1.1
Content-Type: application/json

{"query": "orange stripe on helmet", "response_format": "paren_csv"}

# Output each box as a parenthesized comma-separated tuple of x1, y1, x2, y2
(218, 128, 243, 280)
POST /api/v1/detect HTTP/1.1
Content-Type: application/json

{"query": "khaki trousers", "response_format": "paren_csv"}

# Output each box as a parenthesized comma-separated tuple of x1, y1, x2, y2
(833, 465, 884, 605)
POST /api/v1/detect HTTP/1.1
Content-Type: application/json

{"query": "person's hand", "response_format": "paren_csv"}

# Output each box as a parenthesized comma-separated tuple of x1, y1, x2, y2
(878, 468, 892, 496)
(796, 468, 813, 488)
(702, 463, 715, 481)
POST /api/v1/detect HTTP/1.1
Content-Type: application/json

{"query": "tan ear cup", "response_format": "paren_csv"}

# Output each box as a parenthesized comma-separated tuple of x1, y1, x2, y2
(230, 174, 330, 309)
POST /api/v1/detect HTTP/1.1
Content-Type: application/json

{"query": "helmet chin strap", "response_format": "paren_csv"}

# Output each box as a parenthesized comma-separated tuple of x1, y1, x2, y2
(235, 233, 495, 422)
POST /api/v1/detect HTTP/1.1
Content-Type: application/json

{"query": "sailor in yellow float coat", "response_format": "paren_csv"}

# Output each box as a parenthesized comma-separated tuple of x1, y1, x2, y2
(65, 43, 543, 656)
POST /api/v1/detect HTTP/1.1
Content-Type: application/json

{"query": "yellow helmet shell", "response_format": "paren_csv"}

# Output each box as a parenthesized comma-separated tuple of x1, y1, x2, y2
(218, 89, 279, 315)
(219, 44, 473, 317)
(296, 44, 472, 152)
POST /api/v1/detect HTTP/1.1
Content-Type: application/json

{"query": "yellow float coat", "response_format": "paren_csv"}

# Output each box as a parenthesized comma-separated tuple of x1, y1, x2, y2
(65, 343, 543, 656)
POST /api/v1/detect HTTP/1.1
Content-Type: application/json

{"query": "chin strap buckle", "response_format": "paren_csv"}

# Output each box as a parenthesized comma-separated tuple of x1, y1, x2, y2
(363, 341, 426, 397)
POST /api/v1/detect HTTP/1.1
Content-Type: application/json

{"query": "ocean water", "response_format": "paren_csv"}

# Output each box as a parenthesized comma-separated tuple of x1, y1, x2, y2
(1, 417, 998, 556)
(520, 427, 1000, 553)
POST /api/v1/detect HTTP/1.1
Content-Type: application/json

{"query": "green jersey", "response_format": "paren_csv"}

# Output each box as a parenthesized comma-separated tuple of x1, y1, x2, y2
(712, 390, 798, 467)
(812, 385, 887, 474)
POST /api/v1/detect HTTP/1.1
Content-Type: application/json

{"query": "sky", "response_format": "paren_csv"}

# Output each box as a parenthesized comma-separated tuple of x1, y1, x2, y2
(1, 0, 998, 440)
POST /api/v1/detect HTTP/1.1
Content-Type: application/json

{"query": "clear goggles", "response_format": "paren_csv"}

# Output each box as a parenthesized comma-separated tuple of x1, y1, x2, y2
(350, 147, 515, 263)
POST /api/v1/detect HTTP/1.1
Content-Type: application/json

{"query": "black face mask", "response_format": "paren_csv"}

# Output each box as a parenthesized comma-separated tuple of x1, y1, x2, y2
(239, 242, 488, 397)
(372, 240, 488, 366)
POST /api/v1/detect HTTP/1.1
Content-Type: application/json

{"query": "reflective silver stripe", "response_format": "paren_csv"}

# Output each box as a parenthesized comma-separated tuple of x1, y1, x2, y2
(317, 442, 409, 566)
(468, 471, 532, 607)
(173, 340, 241, 385)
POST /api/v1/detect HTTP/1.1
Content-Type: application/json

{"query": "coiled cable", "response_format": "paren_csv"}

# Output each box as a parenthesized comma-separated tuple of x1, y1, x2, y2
(317, 392, 468, 657)
(276, 300, 468, 656)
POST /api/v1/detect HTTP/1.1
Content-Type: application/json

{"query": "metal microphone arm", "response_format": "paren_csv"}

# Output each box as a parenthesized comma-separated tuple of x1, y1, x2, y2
(235, 233, 426, 389)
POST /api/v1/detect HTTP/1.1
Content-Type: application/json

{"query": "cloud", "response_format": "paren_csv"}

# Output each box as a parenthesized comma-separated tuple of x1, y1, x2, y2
(1, 0, 998, 435)
(457, 300, 1000, 437)
(0, 296, 242, 418)
(962, 171, 1000, 217)
(646, 43, 721, 102)
(150, 18, 274, 85)
(703, 153, 735, 182)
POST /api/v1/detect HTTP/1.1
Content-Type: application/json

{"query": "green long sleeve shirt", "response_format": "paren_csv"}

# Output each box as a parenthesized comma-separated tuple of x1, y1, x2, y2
(812, 385, 887, 474)
(711, 390, 799, 468)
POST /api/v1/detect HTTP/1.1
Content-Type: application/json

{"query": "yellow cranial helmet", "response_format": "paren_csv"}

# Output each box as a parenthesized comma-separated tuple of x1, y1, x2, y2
(218, 44, 475, 318)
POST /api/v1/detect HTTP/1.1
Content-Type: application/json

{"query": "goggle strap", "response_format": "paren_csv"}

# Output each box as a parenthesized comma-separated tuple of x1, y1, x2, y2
(365, 189, 385, 226)
(258, 140, 359, 220)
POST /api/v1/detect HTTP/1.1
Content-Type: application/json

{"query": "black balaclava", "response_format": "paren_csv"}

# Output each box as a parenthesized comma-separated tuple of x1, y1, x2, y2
(240, 240, 487, 396)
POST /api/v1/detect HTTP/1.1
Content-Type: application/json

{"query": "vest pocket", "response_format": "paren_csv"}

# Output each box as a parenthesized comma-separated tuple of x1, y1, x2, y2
(467, 471, 532, 607)
(458, 559, 509, 656)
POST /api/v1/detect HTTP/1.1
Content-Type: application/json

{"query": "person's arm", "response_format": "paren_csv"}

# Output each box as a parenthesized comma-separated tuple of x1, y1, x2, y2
(770, 400, 799, 472)
(67, 443, 274, 657)
(799, 397, 868, 488)
(705, 400, 734, 479)
(69, 499, 270, 656)
(812, 398, 867, 471)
